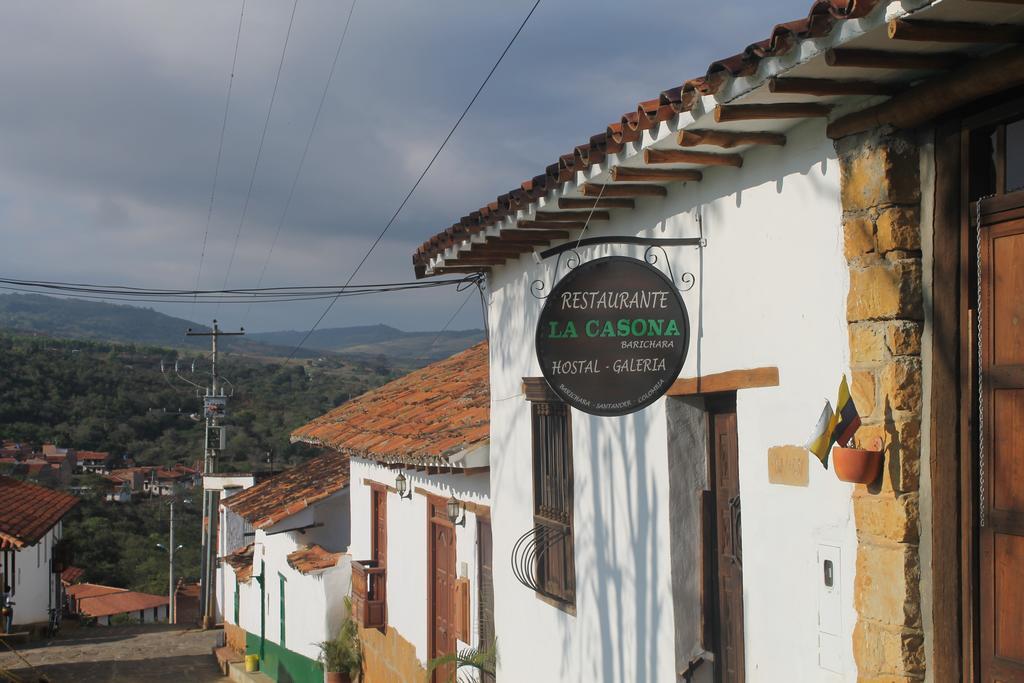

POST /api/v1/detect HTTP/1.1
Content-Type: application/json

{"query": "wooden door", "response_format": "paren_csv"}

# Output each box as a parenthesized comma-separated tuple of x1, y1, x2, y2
(709, 399, 745, 682)
(478, 518, 496, 683)
(372, 488, 387, 567)
(430, 501, 457, 683)
(978, 205, 1024, 681)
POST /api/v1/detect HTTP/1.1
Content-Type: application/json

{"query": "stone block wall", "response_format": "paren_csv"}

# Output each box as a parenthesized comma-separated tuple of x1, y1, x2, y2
(837, 131, 925, 682)
(359, 625, 428, 683)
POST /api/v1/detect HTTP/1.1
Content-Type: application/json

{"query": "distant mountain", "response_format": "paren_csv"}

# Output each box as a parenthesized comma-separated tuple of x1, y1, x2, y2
(248, 324, 484, 366)
(0, 293, 482, 365)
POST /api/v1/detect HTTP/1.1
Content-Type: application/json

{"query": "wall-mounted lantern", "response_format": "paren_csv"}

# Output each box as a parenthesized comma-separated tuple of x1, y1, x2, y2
(395, 472, 413, 500)
(447, 494, 466, 527)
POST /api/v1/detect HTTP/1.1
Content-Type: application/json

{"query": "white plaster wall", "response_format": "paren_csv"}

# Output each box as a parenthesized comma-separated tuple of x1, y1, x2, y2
(227, 490, 352, 662)
(486, 119, 859, 682)
(11, 524, 59, 625)
(348, 458, 490, 669)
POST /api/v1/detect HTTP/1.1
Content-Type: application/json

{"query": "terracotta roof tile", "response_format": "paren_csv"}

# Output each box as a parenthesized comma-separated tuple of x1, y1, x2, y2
(76, 586, 168, 618)
(412, 0, 880, 271)
(222, 452, 350, 529)
(61, 566, 85, 585)
(291, 343, 489, 466)
(0, 476, 79, 549)
(286, 545, 343, 574)
(67, 583, 128, 600)
(224, 544, 255, 582)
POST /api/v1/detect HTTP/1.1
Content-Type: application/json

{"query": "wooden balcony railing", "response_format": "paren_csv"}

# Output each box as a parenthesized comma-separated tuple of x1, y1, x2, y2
(351, 560, 386, 629)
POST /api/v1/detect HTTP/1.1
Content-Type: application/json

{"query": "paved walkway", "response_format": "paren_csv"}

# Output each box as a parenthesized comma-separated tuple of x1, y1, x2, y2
(0, 623, 228, 682)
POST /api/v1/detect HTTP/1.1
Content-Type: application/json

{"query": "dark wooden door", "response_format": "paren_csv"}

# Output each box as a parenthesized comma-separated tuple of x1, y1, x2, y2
(709, 401, 745, 682)
(978, 207, 1024, 681)
(372, 488, 387, 567)
(477, 518, 495, 683)
(430, 501, 456, 683)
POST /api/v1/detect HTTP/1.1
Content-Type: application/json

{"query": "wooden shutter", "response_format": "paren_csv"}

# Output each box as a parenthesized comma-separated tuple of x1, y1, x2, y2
(531, 401, 575, 604)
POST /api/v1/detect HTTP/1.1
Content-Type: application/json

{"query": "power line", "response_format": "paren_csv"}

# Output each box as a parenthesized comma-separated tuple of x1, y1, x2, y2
(0, 274, 481, 305)
(245, 0, 358, 326)
(193, 0, 247, 316)
(220, 0, 300, 294)
(285, 0, 543, 362)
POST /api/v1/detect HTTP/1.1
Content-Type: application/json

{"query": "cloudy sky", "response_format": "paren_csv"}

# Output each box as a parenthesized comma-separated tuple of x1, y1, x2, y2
(0, 0, 812, 334)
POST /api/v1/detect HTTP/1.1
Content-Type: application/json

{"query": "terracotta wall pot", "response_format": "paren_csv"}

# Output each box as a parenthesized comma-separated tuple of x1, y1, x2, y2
(324, 672, 351, 683)
(832, 445, 883, 484)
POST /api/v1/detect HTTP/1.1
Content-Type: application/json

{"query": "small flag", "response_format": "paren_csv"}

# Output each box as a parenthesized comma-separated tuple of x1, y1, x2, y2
(805, 400, 835, 468)
(831, 375, 861, 448)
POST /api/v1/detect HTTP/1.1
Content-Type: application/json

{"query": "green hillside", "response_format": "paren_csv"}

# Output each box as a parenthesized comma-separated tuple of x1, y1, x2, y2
(0, 332, 395, 471)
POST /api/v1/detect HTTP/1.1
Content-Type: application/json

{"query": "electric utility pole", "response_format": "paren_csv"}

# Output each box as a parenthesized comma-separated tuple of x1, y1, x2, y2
(186, 319, 243, 629)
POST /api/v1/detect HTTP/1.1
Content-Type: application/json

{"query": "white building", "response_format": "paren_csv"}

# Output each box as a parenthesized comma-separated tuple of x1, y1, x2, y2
(0, 476, 78, 631)
(293, 342, 493, 683)
(405, 2, 1024, 680)
(218, 452, 352, 683)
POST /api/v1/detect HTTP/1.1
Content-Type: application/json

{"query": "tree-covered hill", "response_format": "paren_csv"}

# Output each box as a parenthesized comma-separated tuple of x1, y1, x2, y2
(0, 332, 396, 470)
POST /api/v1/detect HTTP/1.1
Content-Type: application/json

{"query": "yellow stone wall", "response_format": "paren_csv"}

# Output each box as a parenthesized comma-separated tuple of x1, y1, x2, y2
(358, 625, 428, 683)
(837, 131, 925, 682)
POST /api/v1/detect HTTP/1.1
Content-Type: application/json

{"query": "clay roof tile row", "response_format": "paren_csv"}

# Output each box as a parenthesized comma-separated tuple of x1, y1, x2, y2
(413, 0, 878, 270)
(221, 452, 350, 530)
(286, 545, 344, 574)
(291, 343, 489, 466)
(0, 476, 79, 549)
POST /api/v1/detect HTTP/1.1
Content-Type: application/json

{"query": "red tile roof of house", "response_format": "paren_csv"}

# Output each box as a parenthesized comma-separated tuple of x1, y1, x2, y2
(67, 583, 127, 600)
(224, 545, 255, 582)
(286, 545, 344, 574)
(222, 452, 350, 530)
(411, 0, 882, 272)
(291, 342, 489, 466)
(76, 587, 168, 618)
(0, 476, 79, 549)
(76, 451, 111, 462)
(61, 566, 85, 585)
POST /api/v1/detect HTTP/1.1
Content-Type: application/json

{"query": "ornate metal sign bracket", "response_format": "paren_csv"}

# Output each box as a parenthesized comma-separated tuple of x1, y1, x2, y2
(531, 234, 705, 300)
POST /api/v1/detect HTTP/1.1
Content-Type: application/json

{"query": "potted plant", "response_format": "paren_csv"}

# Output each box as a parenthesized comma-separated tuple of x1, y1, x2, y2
(832, 436, 884, 484)
(426, 640, 498, 683)
(318, 599, 362, 683)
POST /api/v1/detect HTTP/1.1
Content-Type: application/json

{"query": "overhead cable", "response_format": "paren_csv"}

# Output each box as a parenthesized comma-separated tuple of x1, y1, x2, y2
(284, 0, 543, 362)
(220, 0, 300, 294)
(193, 0, 248, 314)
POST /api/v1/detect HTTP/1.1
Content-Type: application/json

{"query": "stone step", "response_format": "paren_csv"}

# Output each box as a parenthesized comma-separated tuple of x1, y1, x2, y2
(228, 659, 275, 683)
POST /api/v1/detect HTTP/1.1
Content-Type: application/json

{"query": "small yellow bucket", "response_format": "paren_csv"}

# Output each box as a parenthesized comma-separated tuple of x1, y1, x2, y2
(244, 654, 260, 672)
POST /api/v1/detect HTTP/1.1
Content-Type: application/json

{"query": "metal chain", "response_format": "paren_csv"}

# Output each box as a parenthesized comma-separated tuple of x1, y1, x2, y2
(976, 195, 991, 528)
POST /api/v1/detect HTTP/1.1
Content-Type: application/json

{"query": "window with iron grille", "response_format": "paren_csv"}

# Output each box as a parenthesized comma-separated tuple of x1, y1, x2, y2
(531, 400, 575, 605)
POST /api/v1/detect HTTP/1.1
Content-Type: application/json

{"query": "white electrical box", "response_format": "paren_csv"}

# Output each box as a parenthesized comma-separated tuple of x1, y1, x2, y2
(817, 544, 843, 673)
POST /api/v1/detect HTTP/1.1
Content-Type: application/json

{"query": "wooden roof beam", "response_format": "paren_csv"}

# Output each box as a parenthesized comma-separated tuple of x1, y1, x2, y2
(431, 266, 490, 274)
(714, 103, 831, 122)
(828, 45, 1024, 139)
(534, 210, 610, 221)
(558, 197, 635, 209)
(516, 220, 585, 230)
(610, 166, 702, 182)
(446, 256, 508, 266)
(644, 148, 742, 167)
(825, 48, 963, 70)
(888, 19, 1024, 44)
(768, 76, 901, 96)
(497, 229, 571, 241)
(676, 129, 786, 148)
(580, 183, 667, 198)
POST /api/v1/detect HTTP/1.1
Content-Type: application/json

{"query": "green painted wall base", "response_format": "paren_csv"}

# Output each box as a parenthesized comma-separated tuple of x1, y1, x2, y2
(245, 631, 322, 683)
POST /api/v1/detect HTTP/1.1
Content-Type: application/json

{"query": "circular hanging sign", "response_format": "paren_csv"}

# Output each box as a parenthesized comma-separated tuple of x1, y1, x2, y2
(535, 256, 690, 416)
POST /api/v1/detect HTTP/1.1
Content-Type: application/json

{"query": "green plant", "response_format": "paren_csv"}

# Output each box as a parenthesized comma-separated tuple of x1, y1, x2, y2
(318, 598, 362, 678)
(426, 640, 498, 683)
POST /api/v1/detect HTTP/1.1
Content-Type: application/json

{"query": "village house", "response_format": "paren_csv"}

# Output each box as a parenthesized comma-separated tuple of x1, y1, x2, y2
(217, 452, 351, 683)
(0, 476, 78, 633)
(65, 583, 169, 625)
(405, 0, 1024, 680)
(74, 450, 113, 475)
(292, 342, 491, 683)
